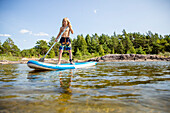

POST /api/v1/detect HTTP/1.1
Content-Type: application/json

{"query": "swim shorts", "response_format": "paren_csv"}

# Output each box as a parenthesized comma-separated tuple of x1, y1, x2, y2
(59, 37, 72, 50)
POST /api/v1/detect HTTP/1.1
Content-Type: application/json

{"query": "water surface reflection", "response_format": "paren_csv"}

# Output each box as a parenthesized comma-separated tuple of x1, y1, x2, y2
(0, 61, 170, 112)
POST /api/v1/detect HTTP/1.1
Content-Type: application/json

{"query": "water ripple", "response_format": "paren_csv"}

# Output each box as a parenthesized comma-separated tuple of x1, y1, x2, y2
(0, 61, 170, 112)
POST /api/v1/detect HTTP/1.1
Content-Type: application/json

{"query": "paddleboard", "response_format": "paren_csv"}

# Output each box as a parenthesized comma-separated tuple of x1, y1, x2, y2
(27, 60, 97, 70)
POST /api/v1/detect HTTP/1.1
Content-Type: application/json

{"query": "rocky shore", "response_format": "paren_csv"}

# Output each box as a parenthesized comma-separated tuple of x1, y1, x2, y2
(0, 54, 169, 64)
(88, 54, 170, 62)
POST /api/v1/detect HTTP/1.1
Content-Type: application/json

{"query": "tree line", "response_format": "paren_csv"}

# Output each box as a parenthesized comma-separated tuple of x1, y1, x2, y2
(0, 30, 170, 58)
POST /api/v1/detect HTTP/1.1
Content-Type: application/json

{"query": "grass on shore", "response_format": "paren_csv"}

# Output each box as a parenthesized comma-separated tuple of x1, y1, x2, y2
(0, 55, 21, 61)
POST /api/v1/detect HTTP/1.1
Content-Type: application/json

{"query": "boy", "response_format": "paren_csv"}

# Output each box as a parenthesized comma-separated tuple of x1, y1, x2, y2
(55, 18, 74, 64)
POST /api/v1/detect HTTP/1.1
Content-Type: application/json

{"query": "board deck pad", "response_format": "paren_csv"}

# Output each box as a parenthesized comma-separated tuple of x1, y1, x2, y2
(27, 60, 97, 70)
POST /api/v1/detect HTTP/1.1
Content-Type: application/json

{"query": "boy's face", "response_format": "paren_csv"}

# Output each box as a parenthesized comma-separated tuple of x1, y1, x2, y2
(63, 19, 68, 27)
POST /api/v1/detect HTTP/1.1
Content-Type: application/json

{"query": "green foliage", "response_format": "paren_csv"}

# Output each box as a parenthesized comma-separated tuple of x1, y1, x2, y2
(130, 46, 136, 54)
(1, 30, 170, 60)
(117, 41, 125, 54)
(136, 46, 146, 54)
(98, 45, 105, 56)
(0, 54, 21, 61)
(0, 41, 3, 54)
(112, 48, 115, 54)
(47, 49, 55, 58)
(75, 48, 82, 59)
(1, 38, 20, 56)
(36, 40, 49, 55)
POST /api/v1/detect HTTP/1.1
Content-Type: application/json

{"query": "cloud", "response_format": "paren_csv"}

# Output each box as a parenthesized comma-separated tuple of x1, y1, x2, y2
(20, 29, 32, 34)
(0, 34, 11, 37)
(94, 9, 97, 14)
(20, 29, 49, 37)
(34, 32, 49, 36)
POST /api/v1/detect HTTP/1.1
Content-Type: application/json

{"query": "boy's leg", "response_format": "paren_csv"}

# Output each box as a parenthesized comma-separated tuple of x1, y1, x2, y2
(58, 50, 63, 65)
(68, 50, 74, 64)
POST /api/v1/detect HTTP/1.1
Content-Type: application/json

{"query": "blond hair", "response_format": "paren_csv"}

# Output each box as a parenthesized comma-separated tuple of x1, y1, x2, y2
(62, 17, 70, 27)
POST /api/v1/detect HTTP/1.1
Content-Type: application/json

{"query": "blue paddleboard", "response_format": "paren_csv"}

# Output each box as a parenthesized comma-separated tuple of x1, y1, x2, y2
(27, 60, 97, 70)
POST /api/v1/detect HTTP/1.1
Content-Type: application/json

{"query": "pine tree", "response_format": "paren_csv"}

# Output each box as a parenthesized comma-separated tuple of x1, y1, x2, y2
(117, 41, 125, 54)
(112, 47, 115, 54)
(76, 35, 89, 55)
(2, 38, 20, 56)
(85, 34, 91, 53)
(75, 48, 82, 58)
(136, 46, 145, 54)
(0, 41, 3, 54)
(130, 46, 136, 54)
(124, 36, 133, 53)
(98, 45, 105, 56)
(90, 37, 97, 53)
(111, 36, 119, 53)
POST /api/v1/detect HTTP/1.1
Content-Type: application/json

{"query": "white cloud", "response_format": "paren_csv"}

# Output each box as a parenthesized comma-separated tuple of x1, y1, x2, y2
(94, 9, 97, 14)
(34, 32, 49, 36)
(0, 34, 11, 37)
(20, 29, 32, 34)
(20, 29, 49, 37)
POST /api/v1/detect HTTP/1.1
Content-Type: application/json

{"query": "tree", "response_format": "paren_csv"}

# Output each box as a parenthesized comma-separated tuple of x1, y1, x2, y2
(136, 46, 146, 54)
(103, 42, 111, 54)
(117, 41, 125, 54)
(72, 38, 77, 55)
(111, 36, 119, 53)
(90, 37, 97, 53)
(2, 38, 20, 56)
(48, 36, 60, 56)
(47, 49, 55, 58)
(98, 45, 105, 56)
(21, 49, 30, 57)
(111, 47, 115, 54)
(124, 36, 133, 53)
(0, 41, 3, 54)
(127, 46, 136, 54)
(35, 40, 49, 55)
(85, 34, 91, 53)
(76, 35, 89, 55)
(75, 48, 82, 58)
(164, 35, 170, 52)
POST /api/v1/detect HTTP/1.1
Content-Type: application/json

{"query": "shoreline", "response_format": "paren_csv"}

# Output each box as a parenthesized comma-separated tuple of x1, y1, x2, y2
(0, 58, 169, 65)
(0, 54, 169, 64)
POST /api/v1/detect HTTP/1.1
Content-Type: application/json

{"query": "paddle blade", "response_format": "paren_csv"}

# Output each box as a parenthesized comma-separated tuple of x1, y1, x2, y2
(38, 58, 44, 62)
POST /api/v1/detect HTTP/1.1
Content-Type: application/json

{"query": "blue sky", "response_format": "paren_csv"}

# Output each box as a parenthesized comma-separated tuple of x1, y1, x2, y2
(0, 0, 170, 50)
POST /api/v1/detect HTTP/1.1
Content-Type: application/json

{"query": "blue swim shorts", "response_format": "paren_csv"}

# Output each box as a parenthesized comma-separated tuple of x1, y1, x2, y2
(59, 37, 72, 50)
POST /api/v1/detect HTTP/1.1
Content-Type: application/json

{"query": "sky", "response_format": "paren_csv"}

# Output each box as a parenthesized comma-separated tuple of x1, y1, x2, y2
(0, 0, 170, 50)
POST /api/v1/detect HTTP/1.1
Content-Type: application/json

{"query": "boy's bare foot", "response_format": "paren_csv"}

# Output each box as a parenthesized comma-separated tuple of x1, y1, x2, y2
(57, 62, 61, 65)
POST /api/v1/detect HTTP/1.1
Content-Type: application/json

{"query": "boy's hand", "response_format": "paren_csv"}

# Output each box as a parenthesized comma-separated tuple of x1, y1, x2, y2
(55, 38, 58, 42)
(68, 22, 72, 29)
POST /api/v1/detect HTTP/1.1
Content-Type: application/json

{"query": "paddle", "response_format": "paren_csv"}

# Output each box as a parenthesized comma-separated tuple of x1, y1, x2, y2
(38, 26, 68, 62)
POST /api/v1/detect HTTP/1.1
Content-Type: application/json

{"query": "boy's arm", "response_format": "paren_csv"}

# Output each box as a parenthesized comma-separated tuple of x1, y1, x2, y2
(55, 27, 62, 42)
(69, 24, 74, 34)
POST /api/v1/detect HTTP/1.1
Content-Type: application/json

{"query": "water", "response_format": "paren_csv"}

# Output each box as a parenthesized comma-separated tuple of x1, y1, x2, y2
(0, 61, 170, 113)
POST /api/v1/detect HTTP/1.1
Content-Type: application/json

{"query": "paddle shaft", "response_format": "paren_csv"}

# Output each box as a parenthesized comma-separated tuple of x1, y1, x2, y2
(42, 26, 68, 59)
